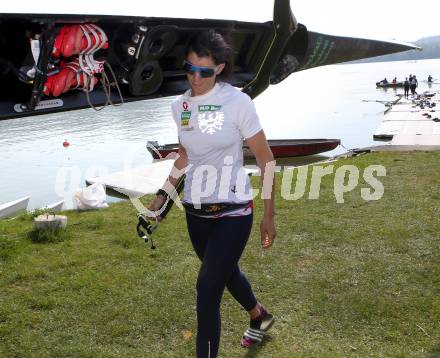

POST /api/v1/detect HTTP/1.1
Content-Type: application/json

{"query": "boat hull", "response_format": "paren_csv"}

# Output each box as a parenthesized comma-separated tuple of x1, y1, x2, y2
(0, 2, 417, 120)
(43, 200, 64, 212)
(0, 196, 30, 218)
(376, 82, 405, 88)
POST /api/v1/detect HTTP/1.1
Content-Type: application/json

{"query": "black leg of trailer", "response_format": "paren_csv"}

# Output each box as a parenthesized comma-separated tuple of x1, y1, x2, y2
(27, 22, 57, 111)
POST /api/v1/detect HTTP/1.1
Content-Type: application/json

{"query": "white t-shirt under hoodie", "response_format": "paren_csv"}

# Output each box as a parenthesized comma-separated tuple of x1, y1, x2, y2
(171, 82, 262, 212)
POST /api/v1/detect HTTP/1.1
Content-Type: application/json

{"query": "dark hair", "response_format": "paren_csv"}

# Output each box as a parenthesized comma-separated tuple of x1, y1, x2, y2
(185, 29, 233, 80)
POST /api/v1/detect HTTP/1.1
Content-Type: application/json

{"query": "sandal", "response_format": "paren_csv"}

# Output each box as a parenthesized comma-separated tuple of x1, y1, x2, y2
(241, 307, 275, 348)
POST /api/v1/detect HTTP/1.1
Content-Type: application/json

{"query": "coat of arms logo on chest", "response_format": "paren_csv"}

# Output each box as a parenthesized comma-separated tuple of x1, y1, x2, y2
(197, 105, 224, 135)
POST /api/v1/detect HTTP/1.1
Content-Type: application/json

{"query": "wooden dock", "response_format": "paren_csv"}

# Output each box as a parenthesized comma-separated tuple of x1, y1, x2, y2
(86, 160, 176, 198)
(86, 160, 259, 198)
(374, 93, 440, 146)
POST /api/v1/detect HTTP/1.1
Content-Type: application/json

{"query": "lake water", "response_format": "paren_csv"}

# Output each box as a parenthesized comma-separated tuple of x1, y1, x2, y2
(1, 59, 439, 210)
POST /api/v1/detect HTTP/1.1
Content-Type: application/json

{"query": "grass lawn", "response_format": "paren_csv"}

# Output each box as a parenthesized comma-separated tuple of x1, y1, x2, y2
(0, 151, 439, 357)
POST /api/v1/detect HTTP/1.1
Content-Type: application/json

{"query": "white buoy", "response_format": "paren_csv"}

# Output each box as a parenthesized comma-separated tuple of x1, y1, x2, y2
(34, 214, 68, 230)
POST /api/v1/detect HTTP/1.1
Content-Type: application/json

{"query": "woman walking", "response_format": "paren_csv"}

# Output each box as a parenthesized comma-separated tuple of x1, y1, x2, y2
(148, 30, 276, 357)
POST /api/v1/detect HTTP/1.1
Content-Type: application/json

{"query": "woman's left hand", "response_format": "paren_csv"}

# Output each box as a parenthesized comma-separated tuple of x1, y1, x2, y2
(260, 214, 276, 250)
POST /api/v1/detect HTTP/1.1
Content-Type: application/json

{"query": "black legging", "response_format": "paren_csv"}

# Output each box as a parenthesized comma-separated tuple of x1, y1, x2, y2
(185, 212, 257, 358)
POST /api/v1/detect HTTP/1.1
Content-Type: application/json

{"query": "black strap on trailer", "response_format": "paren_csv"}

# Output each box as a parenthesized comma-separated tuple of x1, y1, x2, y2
(27, 22, 58, 111)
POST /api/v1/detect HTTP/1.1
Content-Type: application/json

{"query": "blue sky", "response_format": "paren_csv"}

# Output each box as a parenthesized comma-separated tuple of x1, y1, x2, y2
(3, 0, 438, 42)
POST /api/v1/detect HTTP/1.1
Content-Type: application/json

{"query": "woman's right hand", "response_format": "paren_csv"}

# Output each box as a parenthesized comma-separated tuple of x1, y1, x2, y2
(146, 145, 188, 222)
(146, 194, 167, 221)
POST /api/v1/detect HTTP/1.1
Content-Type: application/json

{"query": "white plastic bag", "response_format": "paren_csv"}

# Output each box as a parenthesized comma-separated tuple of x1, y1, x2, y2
(74, 183, 109, 210)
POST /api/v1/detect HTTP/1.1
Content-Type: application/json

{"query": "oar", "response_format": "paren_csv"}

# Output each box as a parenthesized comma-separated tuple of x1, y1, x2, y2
(136, 175, 185, 249)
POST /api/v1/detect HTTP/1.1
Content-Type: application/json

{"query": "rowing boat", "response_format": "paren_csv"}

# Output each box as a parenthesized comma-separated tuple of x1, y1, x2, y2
(0, 196, 30, 218)
(0, 0, 417, 121)
(376, 81, 405, 88)
(147, 139, 341, 160)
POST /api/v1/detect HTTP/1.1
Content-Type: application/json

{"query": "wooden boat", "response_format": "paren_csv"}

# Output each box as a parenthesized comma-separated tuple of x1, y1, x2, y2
(147, 139, 341, 160)
(0, 196, 30, 218)
(0, 0, 417, 121)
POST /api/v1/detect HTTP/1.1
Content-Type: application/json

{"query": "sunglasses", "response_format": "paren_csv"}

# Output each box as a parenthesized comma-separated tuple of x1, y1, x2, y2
(183, 61, 219, 78)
